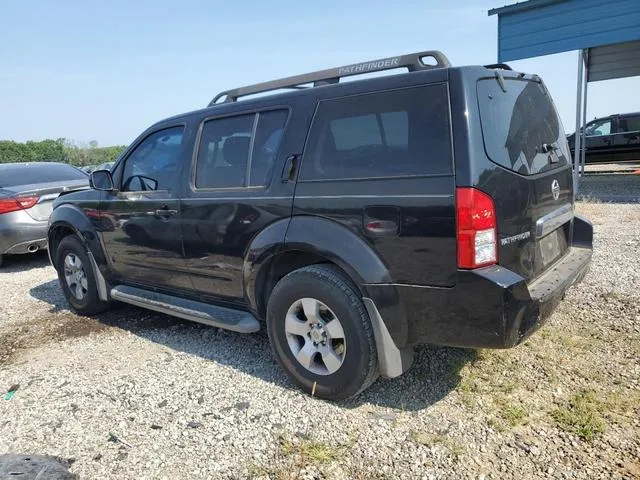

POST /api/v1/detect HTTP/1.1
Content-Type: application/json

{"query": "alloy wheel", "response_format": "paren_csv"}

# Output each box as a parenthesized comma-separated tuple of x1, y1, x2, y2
(284, 297, 346, 376)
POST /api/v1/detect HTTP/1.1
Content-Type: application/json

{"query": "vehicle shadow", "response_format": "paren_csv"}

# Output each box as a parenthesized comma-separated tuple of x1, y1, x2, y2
(0, 250, 50, 273)
(30, 279, 475, 411)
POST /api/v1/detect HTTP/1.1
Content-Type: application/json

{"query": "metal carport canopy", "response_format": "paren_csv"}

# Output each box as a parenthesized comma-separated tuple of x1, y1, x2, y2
(489, 0, 640, 191)
(489, 0, 640, 66)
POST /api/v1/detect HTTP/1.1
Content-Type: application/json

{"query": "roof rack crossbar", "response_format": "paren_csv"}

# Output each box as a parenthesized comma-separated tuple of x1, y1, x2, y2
(484, 63, 513, 71)
(209, 50, 451, 105)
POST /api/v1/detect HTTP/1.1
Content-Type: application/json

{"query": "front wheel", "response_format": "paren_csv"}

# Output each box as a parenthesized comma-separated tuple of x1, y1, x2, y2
(266, 265, 378, 401)
(55, 235, 110, 315)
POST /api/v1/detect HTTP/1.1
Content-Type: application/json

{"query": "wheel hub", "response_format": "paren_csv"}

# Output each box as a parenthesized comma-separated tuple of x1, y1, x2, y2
(309, 324, 326, 345)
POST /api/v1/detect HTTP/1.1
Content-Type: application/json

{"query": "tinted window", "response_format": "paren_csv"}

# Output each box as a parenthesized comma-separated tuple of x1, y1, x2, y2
(585, 118, 611, 136)
(250, 110, 288, 187)
(300, 85, 452, 181)
(195, 110, 287, 189)
(619, 116, 640, 133)
(122, 126, 184, 192)
(0, 163, 87, 188)
(477, 78, 569, 176)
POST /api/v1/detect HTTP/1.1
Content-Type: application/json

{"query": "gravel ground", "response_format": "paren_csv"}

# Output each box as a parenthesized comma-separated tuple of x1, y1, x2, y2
(1, 201, 639, 480)
(579, 173, 640, 203)
(583, 162, 640, 173)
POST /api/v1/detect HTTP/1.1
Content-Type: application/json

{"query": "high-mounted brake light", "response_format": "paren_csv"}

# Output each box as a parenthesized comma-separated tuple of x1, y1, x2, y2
(0, 196, 39, 215)
(456, 188, 497, 269)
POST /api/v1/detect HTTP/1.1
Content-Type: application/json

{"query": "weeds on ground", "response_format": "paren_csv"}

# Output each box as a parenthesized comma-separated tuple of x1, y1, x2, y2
(497, 401, 528, 427)
(550, 389, 605, 441)
(249, 435, 352, 480)
(409, 431, 465, 461)
(279, 436, 342, 464)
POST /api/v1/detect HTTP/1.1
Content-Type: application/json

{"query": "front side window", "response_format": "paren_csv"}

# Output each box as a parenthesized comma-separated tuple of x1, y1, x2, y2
(121, 126, 184, 192)
(585, 119, 611, 137)
(299, 84, 452, 181)
(195, 110, 288, 189)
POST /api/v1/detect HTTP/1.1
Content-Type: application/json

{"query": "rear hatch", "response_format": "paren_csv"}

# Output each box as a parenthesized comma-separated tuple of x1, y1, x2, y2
(476, 73, 574, 281)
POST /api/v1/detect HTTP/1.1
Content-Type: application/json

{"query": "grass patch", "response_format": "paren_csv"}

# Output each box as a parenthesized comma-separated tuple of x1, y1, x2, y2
(498, 402, 528, 427)
(458, 376, 480, 408)
(600, 390, 640, 424)
(409, 431, 465, 461)
(279, 436, 344, 464)
(550, 390, 605, 441)
(498, 381, 516, 394)
(488, 417, 507, 433)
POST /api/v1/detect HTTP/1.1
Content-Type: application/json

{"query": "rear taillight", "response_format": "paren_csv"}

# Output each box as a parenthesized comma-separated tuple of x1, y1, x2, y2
(0, 196, 39, 215)
(456, 187, 497, 269)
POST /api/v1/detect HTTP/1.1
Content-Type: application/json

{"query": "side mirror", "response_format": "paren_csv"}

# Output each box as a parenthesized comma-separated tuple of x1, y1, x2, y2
(90, 170, 115, 191)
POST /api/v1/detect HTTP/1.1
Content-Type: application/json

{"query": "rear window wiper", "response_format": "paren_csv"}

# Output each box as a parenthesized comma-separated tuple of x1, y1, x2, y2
(540, 142, 561, 163)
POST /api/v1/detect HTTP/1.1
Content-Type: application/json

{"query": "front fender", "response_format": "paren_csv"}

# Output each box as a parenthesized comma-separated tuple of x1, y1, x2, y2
(48, 204, 102, 260)
(48, 203, 110, 293)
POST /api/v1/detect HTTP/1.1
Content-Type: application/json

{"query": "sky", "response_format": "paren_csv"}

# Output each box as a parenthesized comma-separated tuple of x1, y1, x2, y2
(1, 0, 638, 146)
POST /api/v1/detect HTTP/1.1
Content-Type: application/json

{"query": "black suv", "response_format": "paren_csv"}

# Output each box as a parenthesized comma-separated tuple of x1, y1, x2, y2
(48, 51, 593, 400)
(568, 112, 640, 163)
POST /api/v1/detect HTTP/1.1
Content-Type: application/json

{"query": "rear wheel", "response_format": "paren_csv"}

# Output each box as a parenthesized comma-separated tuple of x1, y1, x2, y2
(55, 236, 110, 315)
(266, 265, 378, 401)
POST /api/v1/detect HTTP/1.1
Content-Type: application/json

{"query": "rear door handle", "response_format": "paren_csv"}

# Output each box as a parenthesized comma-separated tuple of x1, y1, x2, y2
(155, 207, 178, 217)
(282, 154, 300, 182)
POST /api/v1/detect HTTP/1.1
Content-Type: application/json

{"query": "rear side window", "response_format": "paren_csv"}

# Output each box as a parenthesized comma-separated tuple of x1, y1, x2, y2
(477, 78, 569, 176)
(619, 116, 640, 133)
(0, 163, 87, 188)
(299, 84, 452, 181)
(195, 110, 288, 189)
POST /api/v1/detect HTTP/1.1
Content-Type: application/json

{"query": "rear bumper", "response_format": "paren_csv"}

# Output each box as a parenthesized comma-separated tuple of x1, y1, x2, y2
(0, 211, 48, 255)
(366, 216, 593, 351)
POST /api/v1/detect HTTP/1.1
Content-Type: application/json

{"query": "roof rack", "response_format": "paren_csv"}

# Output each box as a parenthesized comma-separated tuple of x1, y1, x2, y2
(484, 63, 512, 70)
(208, 50, 452, 105)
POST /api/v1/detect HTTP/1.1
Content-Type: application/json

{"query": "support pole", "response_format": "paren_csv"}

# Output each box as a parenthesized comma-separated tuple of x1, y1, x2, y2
(573, 50, 585, 196)
(580, 49, 589, 177)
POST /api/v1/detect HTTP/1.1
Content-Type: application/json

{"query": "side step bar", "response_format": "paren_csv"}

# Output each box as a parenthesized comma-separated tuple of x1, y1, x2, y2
(110, 285, 260, 334)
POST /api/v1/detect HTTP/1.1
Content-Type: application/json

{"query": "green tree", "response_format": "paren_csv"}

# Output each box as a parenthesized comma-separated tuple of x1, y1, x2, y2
(0, 138, 127, 166)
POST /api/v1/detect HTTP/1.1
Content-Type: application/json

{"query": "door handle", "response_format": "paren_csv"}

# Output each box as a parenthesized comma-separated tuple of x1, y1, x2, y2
(155, 207, 178, 217)
(282, 154, 300, 182)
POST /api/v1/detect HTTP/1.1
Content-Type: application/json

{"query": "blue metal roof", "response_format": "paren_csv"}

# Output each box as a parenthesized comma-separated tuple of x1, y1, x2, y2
(489, 0, 640, 62)
(488, 0, 567, 16)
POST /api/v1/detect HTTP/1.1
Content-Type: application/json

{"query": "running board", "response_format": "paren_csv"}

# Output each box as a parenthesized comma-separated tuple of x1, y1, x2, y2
(110, 285, 260, 334)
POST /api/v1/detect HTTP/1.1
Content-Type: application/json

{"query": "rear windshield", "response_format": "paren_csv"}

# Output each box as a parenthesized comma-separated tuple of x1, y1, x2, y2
(477, 77, 569, 175)
(0, 163, 87, 188)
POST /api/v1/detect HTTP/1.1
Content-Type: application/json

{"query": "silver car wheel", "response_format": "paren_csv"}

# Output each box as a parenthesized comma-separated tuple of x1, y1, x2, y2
(64, 253, 88, 301)
(284, 297, 346, 376)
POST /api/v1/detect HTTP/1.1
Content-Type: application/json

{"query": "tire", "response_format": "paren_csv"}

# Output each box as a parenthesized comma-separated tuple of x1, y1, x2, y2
(55, 235, 110, 315)
(0, 254, 3, 268)
(266, 265, 378, 401)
